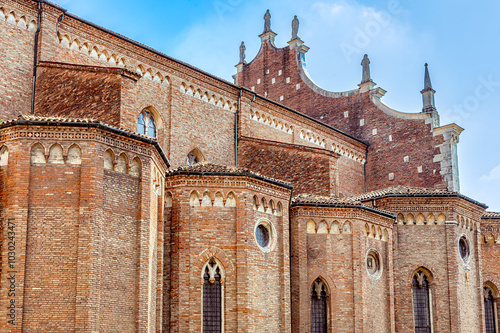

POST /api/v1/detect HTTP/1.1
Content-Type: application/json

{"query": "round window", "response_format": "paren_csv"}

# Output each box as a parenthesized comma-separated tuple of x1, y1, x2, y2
(255, 224, 270, 247)
(254, 219, 276, 253)
(459, 235, 470, 263)
(366, 250, 382, 279)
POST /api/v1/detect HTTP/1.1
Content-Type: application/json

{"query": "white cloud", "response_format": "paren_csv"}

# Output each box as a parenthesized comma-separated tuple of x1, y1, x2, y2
(480, 164, 500, 182)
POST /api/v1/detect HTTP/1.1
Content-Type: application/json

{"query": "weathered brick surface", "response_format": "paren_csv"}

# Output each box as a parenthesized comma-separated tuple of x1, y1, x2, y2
(0, 0, 37, 122)
(34, 63, 123, 126)
(373, 196, 485, 333)
(0, 1, 496, 332)
(166, 173, 291, 332)
(290, 206, 395, 332)
(238, 40, 446, 192)
(238, 136, 337, 196)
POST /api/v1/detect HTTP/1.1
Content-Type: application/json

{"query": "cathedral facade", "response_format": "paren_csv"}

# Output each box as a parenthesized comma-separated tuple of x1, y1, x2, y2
(0, 0, 498, 332)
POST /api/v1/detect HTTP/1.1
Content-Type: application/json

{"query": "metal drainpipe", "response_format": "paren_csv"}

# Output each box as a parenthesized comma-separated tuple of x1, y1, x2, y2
(30, 1, 42, 115)
(364, 147, 369, 192)
(235, 89, 242, 166)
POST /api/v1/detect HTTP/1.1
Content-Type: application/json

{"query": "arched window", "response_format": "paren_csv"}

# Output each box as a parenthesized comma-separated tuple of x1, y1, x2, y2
(187, 152, 199, 165)
(187, 148, 204, 166)
(137, 109, 156, 138)
(412, 270, 432, 333)
(311, 278, 328, 333)
(484, 285, 497, 333)
(202, 258, 223, 333)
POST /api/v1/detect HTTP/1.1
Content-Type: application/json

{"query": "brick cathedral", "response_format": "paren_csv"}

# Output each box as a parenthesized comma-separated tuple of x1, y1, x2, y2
(0, 0, 498, 332)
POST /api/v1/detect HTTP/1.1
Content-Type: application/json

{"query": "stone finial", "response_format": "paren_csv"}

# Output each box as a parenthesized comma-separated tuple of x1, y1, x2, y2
(361, 54, 371, 83)
(263, 10, 271, 33)
(423, 63, 432, 91)
(421, 63, 436, 113)
(291, 15, 299, 40)
(239, 41, 246, 64)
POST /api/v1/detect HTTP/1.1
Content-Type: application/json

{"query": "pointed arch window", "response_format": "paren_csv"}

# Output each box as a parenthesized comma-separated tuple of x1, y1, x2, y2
(412, 270, 432, 333)
(187, 148, 204, 166)
(484, 286, 497, 333)
(311, 278, 328, 333)
(137, 109, 156, 138)
(202, 259, 224, 333)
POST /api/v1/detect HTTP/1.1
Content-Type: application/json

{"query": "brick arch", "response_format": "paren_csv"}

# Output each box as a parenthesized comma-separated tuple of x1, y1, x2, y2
(195, 247, 235, 279)
(308, 272, 336, 291)
(139, 104, 165, 131)
(409, 266, 435, 285)
(484, 280, 500, 298)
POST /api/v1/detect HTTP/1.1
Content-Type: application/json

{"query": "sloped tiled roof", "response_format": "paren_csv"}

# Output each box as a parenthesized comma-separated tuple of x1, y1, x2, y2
(291, 193, 394, 218)
(292, 193, 362, 205)
(0, 115, 170, 166)
(350, 185, 487, 208)
(482, 212, 500, 219)
(165, 162, 292, 189)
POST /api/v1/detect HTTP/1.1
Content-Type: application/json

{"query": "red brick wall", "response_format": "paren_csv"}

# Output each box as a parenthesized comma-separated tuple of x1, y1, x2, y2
(166, 174, 291, 332)
(238, 137, 336, 196)
(290, 207, 395, 333)
(238, 41, 446, 191)
(22, 162, 81, 332)
(0, 0, 38, 122)
(100, 170, 140, 332)
(34, 63, 122, 126)
(480, 218, 500, 327)
(374, 196, 485, 333)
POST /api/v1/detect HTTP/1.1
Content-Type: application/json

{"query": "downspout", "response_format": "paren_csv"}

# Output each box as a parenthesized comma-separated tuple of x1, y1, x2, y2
(235, 89, 242, 166)
(364, 147, 368, 192)
(31, 1, 42, 115)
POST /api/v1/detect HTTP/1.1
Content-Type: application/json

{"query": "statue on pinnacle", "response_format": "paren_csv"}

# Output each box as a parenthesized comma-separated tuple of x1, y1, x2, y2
(291, 15, 299, 40)
(239, 41, 246, 64)
(264, 10, 271, 33)
(361, 54, 371, 83)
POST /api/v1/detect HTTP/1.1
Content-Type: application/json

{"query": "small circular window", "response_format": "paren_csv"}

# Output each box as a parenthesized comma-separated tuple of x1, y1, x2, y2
(256, 225, 270, 247)
(459, 235, 470, 263)
(254, 219, 276, 253)
(366, 250, 382, 279)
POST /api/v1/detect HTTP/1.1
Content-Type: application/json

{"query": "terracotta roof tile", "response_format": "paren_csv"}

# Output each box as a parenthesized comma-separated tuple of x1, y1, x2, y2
(351, 185, 455, 201)
(165, 162, 292, 188)
(292, 193, 362, 205)
(483, 212, 500, 219)
(291, 193, 394, 218)
(350, 185, 487, 208)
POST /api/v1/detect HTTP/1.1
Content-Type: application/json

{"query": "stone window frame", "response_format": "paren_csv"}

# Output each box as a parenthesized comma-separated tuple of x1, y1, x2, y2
(484, 281, 499, 333)
(137, 108, 157, 138)
(310, 277, 330, 333)
(458, 234, 471, 264)
(201, 257, 225, 333)
(253, 218, 277, 253)
(365, 249, 383, 280)
(411, 267, 434, 333)
(187, 148, 205, 166)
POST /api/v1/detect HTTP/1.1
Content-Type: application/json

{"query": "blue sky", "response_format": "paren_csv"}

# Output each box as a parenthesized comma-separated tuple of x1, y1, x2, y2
(52, 0, 500, 211)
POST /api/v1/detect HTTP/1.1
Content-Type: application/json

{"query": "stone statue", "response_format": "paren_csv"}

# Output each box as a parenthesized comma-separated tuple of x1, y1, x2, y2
(239, 41, 246, 64)
(361, 54, 371, 83)
(264, 10, 271, 33)
(291, 15, 299, 40)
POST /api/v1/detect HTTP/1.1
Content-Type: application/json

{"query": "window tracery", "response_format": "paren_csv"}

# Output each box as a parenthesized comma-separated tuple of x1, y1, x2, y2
(137, 109, 156, 138)
(412, 270, 432, 333)
(311, 278, 328, 333)
(484, 285, 497, 333)
(202, 258, 224, 333)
